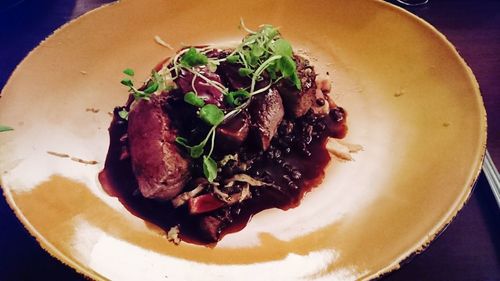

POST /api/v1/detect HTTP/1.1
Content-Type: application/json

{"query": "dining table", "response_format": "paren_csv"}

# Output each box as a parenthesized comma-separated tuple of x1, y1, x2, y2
(0, 0, 498, 280)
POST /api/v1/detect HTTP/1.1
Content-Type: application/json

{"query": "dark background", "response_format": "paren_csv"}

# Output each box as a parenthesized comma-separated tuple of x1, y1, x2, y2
(0, 1, 499, 280)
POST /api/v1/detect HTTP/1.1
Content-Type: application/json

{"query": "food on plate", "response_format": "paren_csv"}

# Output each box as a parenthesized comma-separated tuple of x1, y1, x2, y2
(99, 22, 352, 244)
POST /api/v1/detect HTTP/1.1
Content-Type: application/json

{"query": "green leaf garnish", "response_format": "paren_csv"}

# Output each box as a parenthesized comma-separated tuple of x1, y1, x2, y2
(238, 67, 253, 77)
(175, 127, 216, 159)
(202, 155, 218, 182)
(123, 68, 135, 76)
(118, 109, 129, 120)
(120, 68, 165, 101)
(175, 137, 204, 158)
(251, 45, 265, 58)
(199, 104, 224, 126)
(276, 56, 301, 89)
(272, 39, 293, 57)
(180, 47, 208, 67)
(290, 71, 301, 90)
(152, 70, 167, 91)
(121, 79, 133, 87)
(184, 92, 205, 107)
(277, 56, 297, 80)
(175, 136, 190, 147)
(244, 51, 258, 67)
(143, 81, 159, 94)
(0, 125, 13, 132)
(190, 143, 205, 158)
(225, 89, 250, 106)
(260, 25, 279, 39)
(226, 24, 301, 91)
(226, 55, 239, 63)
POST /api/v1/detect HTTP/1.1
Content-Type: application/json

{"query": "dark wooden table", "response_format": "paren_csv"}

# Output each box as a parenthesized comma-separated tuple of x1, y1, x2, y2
(0, 1, 498, 280)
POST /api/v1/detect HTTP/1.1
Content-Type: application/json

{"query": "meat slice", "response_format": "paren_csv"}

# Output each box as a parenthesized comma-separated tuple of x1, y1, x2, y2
(175, 66, 225, 107)
(217, 61, 252, 90)
(198, 216, 223, 242)
(216, 111, 250, 152)
(276, 55, 317, 118)
(127, 93, 190, 200)
(188, 194, 225, 214)
(249, 89, 285, 150)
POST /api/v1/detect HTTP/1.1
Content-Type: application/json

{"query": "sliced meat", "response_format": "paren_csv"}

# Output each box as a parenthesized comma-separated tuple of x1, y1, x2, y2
(216, 111, 250, 152)
(217, 61, 252, 90)
(276, 55, 317, 118)
(127, 93, 190, 201)
(188, 194, 225, 214)
(198, 215, 223, 242)
(175, 66, 225, 107)
(249, 89, 285, 150)
(197, 205, 236, 242)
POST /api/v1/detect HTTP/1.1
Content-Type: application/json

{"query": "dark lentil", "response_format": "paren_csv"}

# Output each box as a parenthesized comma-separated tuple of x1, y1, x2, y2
(282, 174, 292, 182)
(291, 169, 302, 180)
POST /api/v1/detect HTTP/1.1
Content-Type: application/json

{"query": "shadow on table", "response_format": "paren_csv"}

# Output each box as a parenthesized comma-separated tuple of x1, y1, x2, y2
(387, 0, 500, 30)
(0, 0, 76, 88)
(475, 172, 500, 261)
(384, 172, 500, 280)
(1, 2, 96, 280)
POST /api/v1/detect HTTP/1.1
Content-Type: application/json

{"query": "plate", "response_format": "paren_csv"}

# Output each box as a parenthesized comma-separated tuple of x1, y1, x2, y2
(0, 0, 486, 280)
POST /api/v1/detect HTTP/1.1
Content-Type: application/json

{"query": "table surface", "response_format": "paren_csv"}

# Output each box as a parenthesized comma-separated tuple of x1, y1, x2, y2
(0, 0, 499, 280)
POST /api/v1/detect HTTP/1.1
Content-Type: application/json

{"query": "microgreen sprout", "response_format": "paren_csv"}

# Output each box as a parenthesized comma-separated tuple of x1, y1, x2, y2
(123, 68, 135, 76)
(225, 89, 251, 106)
(230, 23, 301, 92)
(180, 47, 209, 67)
(0, 125, 13, 132)
(184, 92, 205, 107)
(118, 109, 129, 120)
(175, 126, 219, 181)
(199, 104, 224, 126)
(202, 155, 218, 182)
(120, 68, 171, 101)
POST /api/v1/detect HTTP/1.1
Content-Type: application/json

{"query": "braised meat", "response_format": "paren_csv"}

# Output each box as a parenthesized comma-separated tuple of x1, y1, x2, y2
(198, 215, 224, 242)
(217, 61, 252, 90)
(175, 66, 225, 107)
(277, 55, 317, 118)
(127, 93, 190, 200)
(249, 89, 285, 150)
(216, 111, 250, 152)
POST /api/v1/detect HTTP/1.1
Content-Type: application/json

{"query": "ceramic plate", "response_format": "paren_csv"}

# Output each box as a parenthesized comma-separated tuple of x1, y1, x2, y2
(0, 0, 486, 280)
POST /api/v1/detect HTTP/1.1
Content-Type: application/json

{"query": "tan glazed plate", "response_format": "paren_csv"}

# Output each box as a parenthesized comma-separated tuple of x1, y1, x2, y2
(0, 0, 486, 280)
